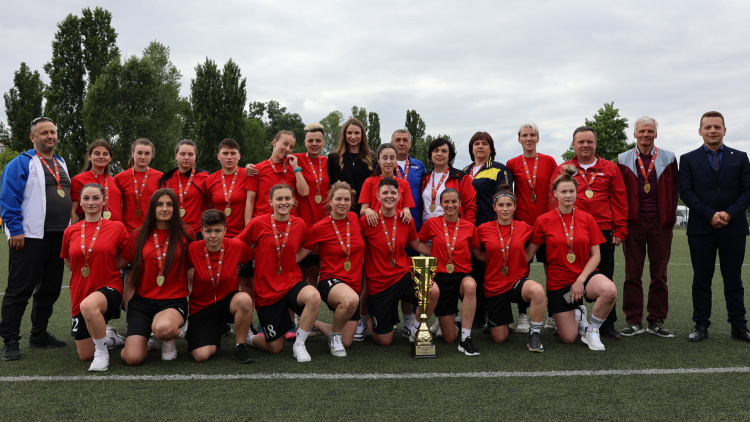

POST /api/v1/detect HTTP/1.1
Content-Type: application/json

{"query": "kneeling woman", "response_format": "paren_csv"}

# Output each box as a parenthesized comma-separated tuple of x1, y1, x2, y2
(361, 178, 434, 346)
(62, 183, 130, 371)
(297, 181, 365, 357)
(419, 188, 480, 356)
(186, 209, 255, 363)
(474, 185, 547, 352)
(119, 188, 192, 364)
(526, 166, 617, 351)
(239, 184, 321, 362)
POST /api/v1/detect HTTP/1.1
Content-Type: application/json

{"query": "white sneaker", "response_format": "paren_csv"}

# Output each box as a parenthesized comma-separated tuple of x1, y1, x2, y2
(516, 313, 531, 333)
(177, 322, 188, 339)
(544, 315, 557, 330)
(161, 339, 177, 360)
(88, 350, 109, 372)
(328, 333, 346, 357)
(577, 305, 589, 337)
(429, 320, 443, 338)
(105, 326, 125, 349)
(147, 338, 160, 351)
(293, 342, 311, 362)
(403, 320, 419, 343)
(581, 328, 606, 351)
(354, 320, 369, 341)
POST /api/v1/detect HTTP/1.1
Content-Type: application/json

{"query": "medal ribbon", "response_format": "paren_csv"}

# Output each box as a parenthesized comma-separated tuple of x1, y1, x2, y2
(330, 216, 351, 261)
(306, 153, 323, 198)
(397, 157, 410, 180)
(635, 146, 658, 188)
(91, 171, 109, 214)
(132, 168, 150, 215)
(152, 232, 169, 279)
(177, 167, 195, 210)
(468, 161, 488, 181)
(576, 167, 597, 195)
(443, 216, 460, 266)
(379, 210, 398, 264)
(80, 219, 104, 271)
(203, 243, 225, 301)
(221, 171, 238, 211)
(39, 156, 63, 192)
(430, 170, 449, 209)
(557, 207, 575, 254)
(495, 221, 513, 272)
(522, 155, 539, 194)
(270, 214, 292, 273)
(269, 158, 288, 175)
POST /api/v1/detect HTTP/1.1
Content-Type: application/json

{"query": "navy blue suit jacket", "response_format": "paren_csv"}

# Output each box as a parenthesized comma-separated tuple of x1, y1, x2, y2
(679, 145, 750, 236)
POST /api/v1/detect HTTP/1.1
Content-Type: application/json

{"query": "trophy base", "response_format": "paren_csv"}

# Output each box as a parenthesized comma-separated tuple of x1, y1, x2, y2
(412, 343, 437, 359)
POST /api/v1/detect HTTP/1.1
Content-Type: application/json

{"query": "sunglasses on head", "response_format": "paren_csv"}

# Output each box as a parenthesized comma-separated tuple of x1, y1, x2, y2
(31, 117, 54, 125)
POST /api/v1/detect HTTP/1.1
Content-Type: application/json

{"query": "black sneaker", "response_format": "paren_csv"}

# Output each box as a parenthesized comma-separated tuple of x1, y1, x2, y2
(234, 343, 254, 364)
(28, 332, 67, 348)
(2, 340, 21, 361)
(527, 332, 544, 353)
(458, 336, 480, 356)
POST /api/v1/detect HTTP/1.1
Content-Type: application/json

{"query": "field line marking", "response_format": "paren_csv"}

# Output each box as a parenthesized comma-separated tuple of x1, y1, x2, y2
(2, 366, 749, 382)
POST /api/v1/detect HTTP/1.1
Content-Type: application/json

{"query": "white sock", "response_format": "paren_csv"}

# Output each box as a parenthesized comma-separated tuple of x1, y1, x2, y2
(575, 308, 582, 321)
(587, 315, 605, 333)
(295, 328, 310, 346)
(246, 334, 257, 348)
(461, 327, 471, 341)
(359, 314, 369, 325)
(92, 337, 107, 352)
(404, 314, 415, 327)
(530, 321, 543, 334)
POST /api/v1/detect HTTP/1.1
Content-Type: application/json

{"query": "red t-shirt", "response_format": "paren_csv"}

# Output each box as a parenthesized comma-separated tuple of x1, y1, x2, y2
(247, 159, 299, 218)
(303, 212, 365, 294)
(115, 168, 163, 233)
(161, 169, 209, 234)
(61, 219, 129, 316)
(71, 171, 122, 222)
(360, 213, 417, 295)
(506, 153, 558, 226)
(418, 216, 479, 274)
(358, 175, 416, 212)
(477, 220, 532, 297)
(237, 215, 308, 308)
(531, 209, 606, 291)
(295, 153, 329, 228)
(122, 228, 191, 300)
(204, 170, 249, 237)
(186, 238, 254, 314)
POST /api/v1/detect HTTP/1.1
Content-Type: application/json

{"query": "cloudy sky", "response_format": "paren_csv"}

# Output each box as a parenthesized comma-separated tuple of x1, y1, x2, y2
(2, 1, 749, 168)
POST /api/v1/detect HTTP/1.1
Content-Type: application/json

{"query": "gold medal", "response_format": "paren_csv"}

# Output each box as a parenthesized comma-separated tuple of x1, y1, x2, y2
(446, 263, 455, 274)
(156, 275, 165, 286)
(224, 207, 232, 216)
(644, 183, 651, 193)
(81, 266, 90, 277)
(315, 194, 322, 204)
(135, 209, 141, 217)
(390, 258, 396, 268)
(57, 189, 65, 198)
(567, 252, 576, 263)
(277, 266, 283, 276)
(429, 203, 437, 212)
(531, 193, 537, 203)
(344, 260, 352, 271)
(585, 189, 594, 199)
(179, 208, 186, 217)
(502, 265, 508, 275)
(102, 211, 111, 220)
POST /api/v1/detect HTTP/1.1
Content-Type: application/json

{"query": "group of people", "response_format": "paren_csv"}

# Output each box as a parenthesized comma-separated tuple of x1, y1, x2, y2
(1, 110, 749, 372)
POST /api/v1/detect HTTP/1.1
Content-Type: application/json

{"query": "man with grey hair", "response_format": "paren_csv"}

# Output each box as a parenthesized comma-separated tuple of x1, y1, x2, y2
(616, 117, 678, 338)
(390, 129, 426, 230)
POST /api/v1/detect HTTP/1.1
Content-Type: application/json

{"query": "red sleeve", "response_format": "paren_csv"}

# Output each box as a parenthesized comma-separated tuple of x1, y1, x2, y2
(121, 229, 139, 262)
(609, 165, 629, 240)
(70, 174, 84, 202)
(61, 226, 73, 259)
(531, 217, 547, 245)
(548, 164, 565, 210)
(115, 223, 130, 254)
(459, 174, 477, 224)
(358, 177, 374, 205)
(469, 224, 480, 248)
(302, 223, 321, 250)
(246, 173, 259, 193)
(418, 219, 432, 242)
(588, 214, 607, 246)
(407, 219, 417, 241)
(239, 240, 254, 262)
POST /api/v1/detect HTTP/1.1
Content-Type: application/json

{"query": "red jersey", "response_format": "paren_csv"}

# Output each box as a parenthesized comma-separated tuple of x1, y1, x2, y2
(115, 168, 163, 233)
(477, 220, 532, 297)
(204, 170, 249, 237)
(303, 212, 365, 294)
(160, 168, 210, 234)
(506, 153, 557, 225)
(418, 216, 479, 274)
(247, 159, 299, 218)
(295, 153, 329, 228)
(186, 238, 254, 314)
(237, 215, 308, 308)
(122, 228, 191, 300)
(358, 175, 416, 212)
(360, 213, 418, 295)
(531, 209, 606, 291)
(71, 171, 122, 222)
(61, 219, 129, 316)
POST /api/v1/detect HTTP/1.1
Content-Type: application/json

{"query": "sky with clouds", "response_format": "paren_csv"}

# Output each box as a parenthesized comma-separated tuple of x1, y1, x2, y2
(2, 1, 749, 168)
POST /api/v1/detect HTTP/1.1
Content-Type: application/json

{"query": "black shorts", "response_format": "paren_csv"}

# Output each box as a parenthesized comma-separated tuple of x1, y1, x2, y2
(546, 271, 601, 314)
(256, 281, 308, 342)
(186, 291, 240, 351)
(368, 273, 418, 335)
(433, 272, 473, 317)
(126, 295, 188, 338)
(298, 254, 321, 269)
(70, 287, 122, 340)
(486, 278, 529, 327)
(238, 260, 254, 278)
(317, 278, 361, 321)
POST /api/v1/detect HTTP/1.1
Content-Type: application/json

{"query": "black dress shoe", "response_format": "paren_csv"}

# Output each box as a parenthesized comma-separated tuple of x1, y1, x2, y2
(599, 323, 622, 340)
(688, 325, 709, 342)
(731, 327, 750, 342)
(28, 332, 67, 348)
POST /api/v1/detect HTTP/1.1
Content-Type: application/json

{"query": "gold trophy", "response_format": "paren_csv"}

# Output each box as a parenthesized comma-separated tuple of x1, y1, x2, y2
(410, 256, 437, 359)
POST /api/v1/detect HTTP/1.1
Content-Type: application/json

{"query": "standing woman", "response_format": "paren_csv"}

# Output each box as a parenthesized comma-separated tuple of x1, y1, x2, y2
(119, 188, 192, 364)
(418, 188, 480, 356)
(526, 166, 617, 351)
(327, 118, 375, 215)
(297, 181, 365, 357)
(421, 138, 476, 224)
(461, 132, 513, 329)
(160, 140, 210, 238)
(115, 139, 163, 234)
(359, 143, 415, 225)
(62, 183, 130, 371)
(70, 140, 122, 223)
(473, 185, 547, 352)
(239, 184, 321, 362)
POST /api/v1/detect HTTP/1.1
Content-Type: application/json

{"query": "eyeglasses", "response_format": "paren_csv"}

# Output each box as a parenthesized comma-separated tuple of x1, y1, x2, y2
(31, 117, 54, 125)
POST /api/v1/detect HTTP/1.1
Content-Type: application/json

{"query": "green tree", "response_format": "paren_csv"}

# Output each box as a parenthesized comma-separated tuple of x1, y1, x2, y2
(319, 110, 343, 155)
(3, 63, 45, 152)
(404, 110, 426, 155)
(249, 100, 306, 155)
(367, 111, 381, 151)
(44, 7, 119, 171)
(562, 102, 630, 162)
(350, 106, 368, 129)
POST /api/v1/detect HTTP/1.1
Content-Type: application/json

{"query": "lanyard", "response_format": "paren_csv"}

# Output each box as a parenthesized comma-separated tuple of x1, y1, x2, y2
(442, 216, 460, 273)
(557, 207, 576, 263)
(79, 219, 103, 278)
(379, 210, 398, 268)
(132, 168, 149, 216)
(306, 153, 323, 203)
(429, 170, 449, 211)
(40, 156, 64, 197)
(468, 161, 488, 181)
(522, 155, 539, 201)
(577, 167, 597, 198)
(153, 232, 169, 286)
(269, 158, 288, 175)
(398, 157, 410, 180)
(221, 171, 238, 215)
(271, 214, 292, 276)
(495, 221, 513, 275)
(635, 147, 658, 193)
(177, 168, 195, 212)
(331, 216, 352, 271)
(203, 243, 225, 303)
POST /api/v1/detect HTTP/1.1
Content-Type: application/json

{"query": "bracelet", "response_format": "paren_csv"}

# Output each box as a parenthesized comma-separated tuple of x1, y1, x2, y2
(294, 167, 302, 173)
